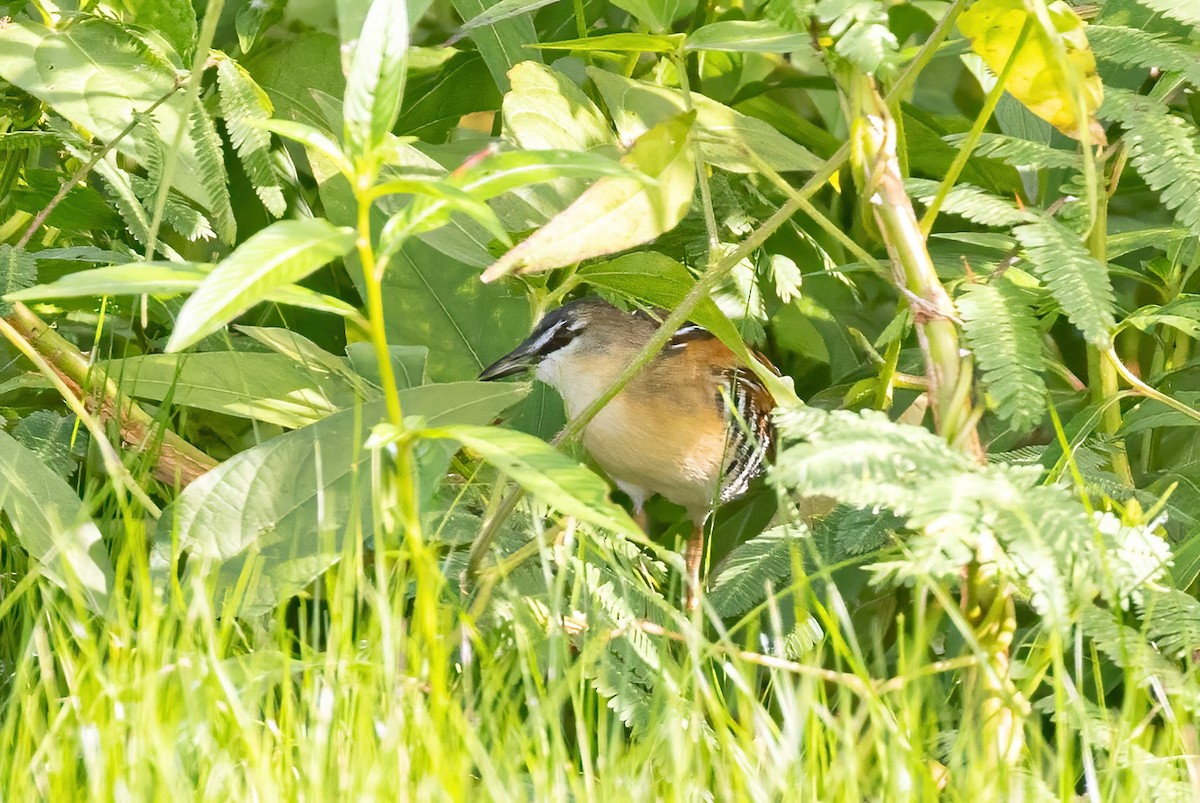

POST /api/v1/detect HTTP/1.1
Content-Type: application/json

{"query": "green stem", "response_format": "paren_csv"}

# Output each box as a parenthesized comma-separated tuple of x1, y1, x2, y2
(355, 186, 421, 538)
(848, 75, 982, 458)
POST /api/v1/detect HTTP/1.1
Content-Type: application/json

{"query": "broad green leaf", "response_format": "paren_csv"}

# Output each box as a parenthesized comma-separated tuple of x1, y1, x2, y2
(346, 343, 429, 390)
(167, 219, 356, 352)
(105, 352, 359, 428)
(685, 20, 809, 53)
(117, 0, 197, 61)
(609, 0, 698, 33)
(9, 261, 359, 320)
(502, 62, 616, 152)
(450, 0, 542, 93)
(343, 0, 410, 155)
(244, 31, 346, 127)
(252, 119, 354, 178)
(423, 424, 642, 539)
(588, 69, 822, 174)
(958, 0, 1105, 142)
(482, 112, 696, 281)
(383, 237, 533, 381)
(0, 429, 112, 613)
(236, 0, 285, 52)
(0, 19, 236, 242)
(1125, 297, 1200, 339)
(533, 33, 684, 53)
(460, 0, 560, 30)
(456, 150, 639, 198)
(168, 382, 527, 615)
(8, 262, 210, 301)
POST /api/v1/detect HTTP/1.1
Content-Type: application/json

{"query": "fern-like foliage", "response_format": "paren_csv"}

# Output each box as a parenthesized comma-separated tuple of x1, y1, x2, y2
(957, 277, 1047, 431)
(906, 178, 1034, 227)
(943, 132, 1079, 170)
(1012, 216, 1116, 345)
(0, 245, 36, 315)
(1133, 0, 1200, 26)
(1087, 25, 1200, 88)
(1139, 589, 1200, 661)
(1102, 88, 1200, 240)
(188, 105, 237, 244)
(216, 55, 286, 218)
(1081, 604, 1200, 713)
(708, 524, 807, 617)
(770, 407, 1168, 626)
(130, 118, 216, 242)
(11, 411, 83, 478)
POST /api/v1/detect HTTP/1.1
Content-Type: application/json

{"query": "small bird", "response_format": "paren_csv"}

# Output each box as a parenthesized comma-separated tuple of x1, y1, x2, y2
(480, 296, 775, 611)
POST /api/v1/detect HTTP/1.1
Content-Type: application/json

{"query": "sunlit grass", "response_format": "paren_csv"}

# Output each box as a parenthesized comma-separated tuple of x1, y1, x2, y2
(2, 485, 1195, 801)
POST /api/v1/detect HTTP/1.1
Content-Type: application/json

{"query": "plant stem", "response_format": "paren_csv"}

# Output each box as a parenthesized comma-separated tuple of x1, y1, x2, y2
(5, 303, 216, 486)
(848, 75, 983, 459)
(355, 187, 420, 539)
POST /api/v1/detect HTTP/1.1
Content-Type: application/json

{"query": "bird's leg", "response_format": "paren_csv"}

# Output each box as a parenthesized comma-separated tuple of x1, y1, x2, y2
(685, 521, 705, 612)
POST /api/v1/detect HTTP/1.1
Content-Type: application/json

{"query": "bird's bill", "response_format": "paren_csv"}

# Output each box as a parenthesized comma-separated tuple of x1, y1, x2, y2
(479, 343, 538, 381)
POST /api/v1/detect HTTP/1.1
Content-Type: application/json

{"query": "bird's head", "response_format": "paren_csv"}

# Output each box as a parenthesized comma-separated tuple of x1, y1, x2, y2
(479, 297, 642, 387)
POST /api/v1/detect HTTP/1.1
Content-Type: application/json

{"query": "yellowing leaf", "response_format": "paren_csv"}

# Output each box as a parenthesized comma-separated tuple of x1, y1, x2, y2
(958, 0, 1104, 144)
(481, 112, 696, 282)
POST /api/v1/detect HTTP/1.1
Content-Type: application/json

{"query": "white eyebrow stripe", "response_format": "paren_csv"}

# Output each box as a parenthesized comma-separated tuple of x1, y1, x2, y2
(526, 317, 568, 354)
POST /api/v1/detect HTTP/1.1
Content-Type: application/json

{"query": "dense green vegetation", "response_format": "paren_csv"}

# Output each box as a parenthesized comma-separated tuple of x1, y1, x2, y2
(1, 0, 1199, 797)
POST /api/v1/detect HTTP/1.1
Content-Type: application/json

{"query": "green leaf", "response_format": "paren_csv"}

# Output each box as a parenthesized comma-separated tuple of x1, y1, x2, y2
(957, 0, 1105, 142)
(169, 382, 528, 615)
(343, 0, 410, 155)
(482, 112, 696, 281)
(685, 20, 809, 53)
(709, 525, 807, 617)
(383, 238, 533, 381)
(1131, 0, 1200, 26)
(502, 62, 616, 152)
(588, 68, 822, 174)
(12, 412, 82, 479)
(252, 119, 354, 179)
(958, 279, 1047, 431)
(105, 352, 359, 428)
(906, 178, 1035, 227)
(116, 0, 198, 61)
(1087, 24, 1200, 89)
(1102, 89, 1200, 239)
(609, 0, 698, 33)
(0, 429, 112, 613)
(459, 0, 560, 31)
(0, 245, 36, 315)
(167, 219, 356, 352)
(423, 424, 643, 539)
(533, 33, 684, 53)
(0, 19, 236, 242)
(455, 150, 638, 198)
(1013, 216, 1116, 346)
(216, 55, 286, 217)
(9, 261, 356, 319)
(450, 0, 542, 93)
